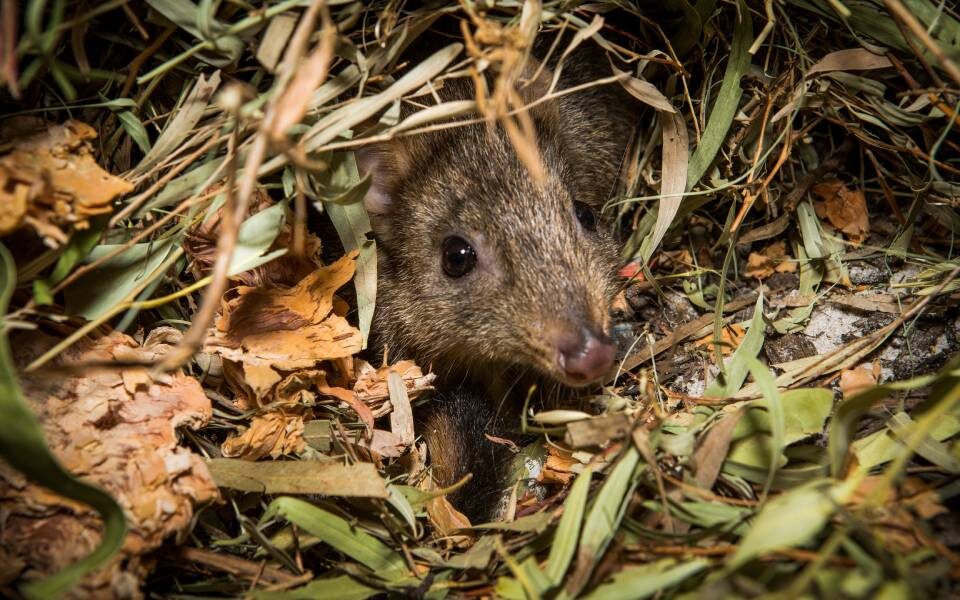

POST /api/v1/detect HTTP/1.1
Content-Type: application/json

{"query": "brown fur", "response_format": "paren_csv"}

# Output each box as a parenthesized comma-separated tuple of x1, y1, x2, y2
(361, 34, 637, 520)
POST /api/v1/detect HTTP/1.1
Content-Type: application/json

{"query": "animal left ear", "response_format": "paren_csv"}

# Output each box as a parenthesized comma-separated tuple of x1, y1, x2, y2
(516, 56, 556, 114)
(356, 141, 410, 217)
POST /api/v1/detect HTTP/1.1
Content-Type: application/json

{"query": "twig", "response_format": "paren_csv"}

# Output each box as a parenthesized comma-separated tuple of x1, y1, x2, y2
(110, 132, 224, 227)
(172, 546, 303, 586)
(884, 0, 960, 89)
(156, 118, 247, 371)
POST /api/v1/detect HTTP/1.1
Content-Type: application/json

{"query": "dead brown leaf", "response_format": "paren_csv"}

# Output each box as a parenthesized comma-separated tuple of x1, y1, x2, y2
(205, 252, 363, 401)
(744, 240, 797, 279)
(813, 179, 870, 245)
(221, 410, 307, 460)
(692, 411, 745, 489)
(206, 458, 387, 497)
(694, 323, 746, 356)
(426, 495, 474, 548)
(2, 329, 216, 596)
(352, 359, 436, 418)
(541, 445, 580, 486)
(357, 429, 407, 459)
(839, 364, 877, 400)
(185, 188, 323, 289)
(0, 119, 132, 245)
(848, 476, 948, 553)
(564, 413, 632, 449)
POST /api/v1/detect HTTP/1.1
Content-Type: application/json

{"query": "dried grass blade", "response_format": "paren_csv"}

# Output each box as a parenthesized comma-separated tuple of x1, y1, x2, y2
(133, 71, 221, 176)
(639, 109, 688, 263)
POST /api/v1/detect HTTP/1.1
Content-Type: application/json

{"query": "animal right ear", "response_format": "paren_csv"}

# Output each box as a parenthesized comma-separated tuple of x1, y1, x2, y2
(355, 141, 409, 217)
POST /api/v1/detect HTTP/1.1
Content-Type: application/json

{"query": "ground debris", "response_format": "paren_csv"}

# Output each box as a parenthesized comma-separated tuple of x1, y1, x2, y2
(0, 329, 216, 597)
(0, 119, 131, 245)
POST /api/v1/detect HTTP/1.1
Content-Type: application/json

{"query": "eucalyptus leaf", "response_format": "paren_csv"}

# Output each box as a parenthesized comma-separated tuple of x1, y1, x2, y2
(262, 497, 410, 582)
(65, 235, 180, 321)
(704, 294, 766, 398)
(545, 467, 593, 586)
(728, 480, 838, 569)
(583, 558, 710, 600)
(252, 575, 377, 600)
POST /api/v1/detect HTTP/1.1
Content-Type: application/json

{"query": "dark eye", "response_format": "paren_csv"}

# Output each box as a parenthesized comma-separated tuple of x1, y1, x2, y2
(574, 201, 597, 231)
(441, 236, 477, 278)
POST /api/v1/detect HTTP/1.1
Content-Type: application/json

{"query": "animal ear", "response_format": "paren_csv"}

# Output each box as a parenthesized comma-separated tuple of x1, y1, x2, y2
(515, 56, 562, 127)
(517, 56, 554, 108)
(356, 140, 411, 217)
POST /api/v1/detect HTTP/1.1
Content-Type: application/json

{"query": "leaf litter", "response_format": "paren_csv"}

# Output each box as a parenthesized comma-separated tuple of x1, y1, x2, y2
(0, 1, 960, 599)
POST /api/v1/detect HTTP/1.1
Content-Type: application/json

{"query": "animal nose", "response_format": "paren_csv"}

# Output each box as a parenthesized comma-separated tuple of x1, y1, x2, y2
(555, 328, 617, 383)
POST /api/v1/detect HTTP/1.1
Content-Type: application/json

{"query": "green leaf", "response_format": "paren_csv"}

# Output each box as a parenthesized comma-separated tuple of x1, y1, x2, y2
(583, 558, 710, 600)
(638, 110, 688, 264)
(796, 200, 827, 259)
(252, 575, 377, 600)
(33, 219, 105, 305)
(472, 510, 554, 533)
(134, 71, 220, 173)
(228, 201, 288, 275)
(386, 484, 420, 536)
(116, 110, 152, 154)
(564, 447, 642, 598)
(261, 497, 410, 582)
(138, 159, 223, 215)
(852, 411, 960, 470)
(545, 467, 593, 586)
(64, 235, 180, 320)
(445, 535, 496, 570)
(887, 412, 960, 473)
(0, 243, 127, 599)
(704, 294, 766, 398)
(744, 356, 785, 499)
(829, 372, 939, 476)
(728, 480, 838, 569)
(686, 1, 752, 188)
(321, 152, 376, 349)
(731, 388, 834, 443)
(144, 0, 243, 63)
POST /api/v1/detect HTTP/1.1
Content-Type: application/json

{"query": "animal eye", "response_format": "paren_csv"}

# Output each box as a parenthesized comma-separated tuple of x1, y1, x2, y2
(441, 236, 477, 278)
(574, 201, 597, 231)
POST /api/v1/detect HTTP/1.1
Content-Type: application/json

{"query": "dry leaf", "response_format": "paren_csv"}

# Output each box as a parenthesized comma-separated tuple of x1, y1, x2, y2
(2, 330, 216, 596)
(813, 180, 870, 245)
(206, 459, 387, 497)
(564, 413, 632, 449)
(692, 412, 745, 489)
(352, 359, 435, 417)
(206, 252, 363, 399)
(0, 119, 132, 245)
(695, 323, 747, 356)
(356, 429, 407, 459)
(807, 48, 893, 76)
(426, 495, 473, 548)
(745, 240, 797, 279)
(848, 476, 946, 553)
(839, 364, 877, 400)
(185, 188, 323, 288)
(388, 372, 415, 447)
(221, 410, 307, 460)
(541, 445, 580, 485)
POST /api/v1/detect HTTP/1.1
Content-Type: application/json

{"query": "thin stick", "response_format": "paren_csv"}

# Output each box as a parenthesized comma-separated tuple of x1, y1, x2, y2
(884, 0, 960, 89)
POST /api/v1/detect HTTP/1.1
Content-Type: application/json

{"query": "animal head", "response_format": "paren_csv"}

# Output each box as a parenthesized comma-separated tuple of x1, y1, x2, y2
(359, 115, 621, 387)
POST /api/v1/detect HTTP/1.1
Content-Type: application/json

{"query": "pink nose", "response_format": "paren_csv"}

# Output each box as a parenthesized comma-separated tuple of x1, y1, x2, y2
(555, 328, 617, 383)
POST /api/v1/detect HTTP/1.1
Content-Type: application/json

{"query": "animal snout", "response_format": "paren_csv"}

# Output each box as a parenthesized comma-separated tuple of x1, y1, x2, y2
(554, 327, 616, 384)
